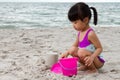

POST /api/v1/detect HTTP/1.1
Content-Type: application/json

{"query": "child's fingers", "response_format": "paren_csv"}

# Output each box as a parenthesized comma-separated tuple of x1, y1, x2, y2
(61, 55, 64, 58)
(84, 57, 88, 65)
(86, 61, 92, 66)
(60, 53, 66, 58)
(84, 56, 90, 66)
(85, 57, 94, 66)
(84, 56, 89, 62)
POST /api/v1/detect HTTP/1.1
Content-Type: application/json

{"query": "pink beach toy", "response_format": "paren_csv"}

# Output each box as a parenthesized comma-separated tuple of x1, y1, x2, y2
(51, 57, 78, 76)
(50, 62, 62, 74)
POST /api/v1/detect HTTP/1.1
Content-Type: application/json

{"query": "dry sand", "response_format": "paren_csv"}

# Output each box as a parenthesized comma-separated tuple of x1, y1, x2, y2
(0, 27, 120, 80)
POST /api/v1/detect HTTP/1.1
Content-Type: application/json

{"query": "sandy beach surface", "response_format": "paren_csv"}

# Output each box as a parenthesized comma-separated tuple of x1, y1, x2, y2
(0, 27, 120, 80)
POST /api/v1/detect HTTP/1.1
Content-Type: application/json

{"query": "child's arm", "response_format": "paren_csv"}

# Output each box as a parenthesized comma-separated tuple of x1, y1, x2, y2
(85, 31, 103, 66)
(71, 36, 79, 47)
(61, 36, 79, 58)
(89, 31, 102, 58)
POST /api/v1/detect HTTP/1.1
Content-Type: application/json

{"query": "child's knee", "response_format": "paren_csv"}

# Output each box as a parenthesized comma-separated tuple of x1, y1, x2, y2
(77, 49, 85, 58)
(78, 49, 92, 57)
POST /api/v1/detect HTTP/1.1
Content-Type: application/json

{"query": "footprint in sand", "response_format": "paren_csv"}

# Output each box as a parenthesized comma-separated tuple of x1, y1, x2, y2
(110, 69, 118, 73)
(22, 38, 33, 44)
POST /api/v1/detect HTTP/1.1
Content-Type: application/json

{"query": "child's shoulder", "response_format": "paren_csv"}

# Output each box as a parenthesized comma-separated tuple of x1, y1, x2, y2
(88, 28, 96, 37)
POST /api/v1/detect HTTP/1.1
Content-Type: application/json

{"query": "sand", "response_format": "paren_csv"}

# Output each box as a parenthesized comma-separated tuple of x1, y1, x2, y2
(0, 27, 120, 80)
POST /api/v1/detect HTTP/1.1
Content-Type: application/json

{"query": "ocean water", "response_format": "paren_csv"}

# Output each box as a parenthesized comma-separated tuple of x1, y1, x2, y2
(0, 2, 120, 29)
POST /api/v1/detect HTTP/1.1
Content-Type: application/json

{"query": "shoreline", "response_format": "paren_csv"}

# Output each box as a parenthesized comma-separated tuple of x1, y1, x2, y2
(0, 25, 120, 29)
(0, 27, 120, 80)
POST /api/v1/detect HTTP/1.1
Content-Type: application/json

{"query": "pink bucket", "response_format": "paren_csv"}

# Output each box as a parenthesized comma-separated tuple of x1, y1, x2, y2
(59, 57, 78, 76)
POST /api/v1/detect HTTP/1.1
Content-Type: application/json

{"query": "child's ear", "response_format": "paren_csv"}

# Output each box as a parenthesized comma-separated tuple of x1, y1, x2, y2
(83, 17, 89, 24)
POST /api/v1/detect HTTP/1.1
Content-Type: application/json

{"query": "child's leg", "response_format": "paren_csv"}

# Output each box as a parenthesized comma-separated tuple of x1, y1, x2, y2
(77, 64, 87, 71)
(84, 56, 98, 73)
(84, 55, 104, 70)
(84, 56, 104, 74)
(77, 49, 104, 73)
(93, 56, 104, 69)
(76, 49, 89, 71)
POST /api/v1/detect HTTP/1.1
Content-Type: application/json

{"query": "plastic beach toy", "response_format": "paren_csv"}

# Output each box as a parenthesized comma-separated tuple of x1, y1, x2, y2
(51, 57, 78, 76)
(50, 62, 62, 74)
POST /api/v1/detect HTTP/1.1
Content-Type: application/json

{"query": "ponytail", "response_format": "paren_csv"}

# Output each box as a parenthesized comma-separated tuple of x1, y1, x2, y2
(90, 7, 98, 25)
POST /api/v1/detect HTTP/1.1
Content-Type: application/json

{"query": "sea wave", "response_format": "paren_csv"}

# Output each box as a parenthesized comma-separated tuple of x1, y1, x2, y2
(0, 2, 120, 29)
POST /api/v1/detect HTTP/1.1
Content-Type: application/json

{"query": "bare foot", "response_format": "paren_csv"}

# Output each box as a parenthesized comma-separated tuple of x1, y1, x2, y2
(77, 65, 87, 71)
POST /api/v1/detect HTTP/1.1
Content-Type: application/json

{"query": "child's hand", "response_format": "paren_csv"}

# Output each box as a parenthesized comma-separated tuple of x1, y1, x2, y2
(84, 56, 94, 66)
(61, 52, 69, 58)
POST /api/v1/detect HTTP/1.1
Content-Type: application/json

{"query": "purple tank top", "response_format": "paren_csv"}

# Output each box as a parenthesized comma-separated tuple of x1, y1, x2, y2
(78, 28, 93, 48)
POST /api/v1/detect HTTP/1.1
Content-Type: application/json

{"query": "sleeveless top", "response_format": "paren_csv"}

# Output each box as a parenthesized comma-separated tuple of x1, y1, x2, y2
(78, 28, 95, 52)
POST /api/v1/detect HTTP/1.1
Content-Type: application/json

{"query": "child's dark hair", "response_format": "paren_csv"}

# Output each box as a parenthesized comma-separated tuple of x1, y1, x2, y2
(68, 2, 98, 25)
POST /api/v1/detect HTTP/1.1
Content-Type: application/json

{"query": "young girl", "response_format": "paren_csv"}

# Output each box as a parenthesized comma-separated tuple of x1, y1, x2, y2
(61, 2, 105, 73)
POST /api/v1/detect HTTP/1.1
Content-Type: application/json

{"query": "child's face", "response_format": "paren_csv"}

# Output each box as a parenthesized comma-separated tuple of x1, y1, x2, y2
(72, 19, 87, 31)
